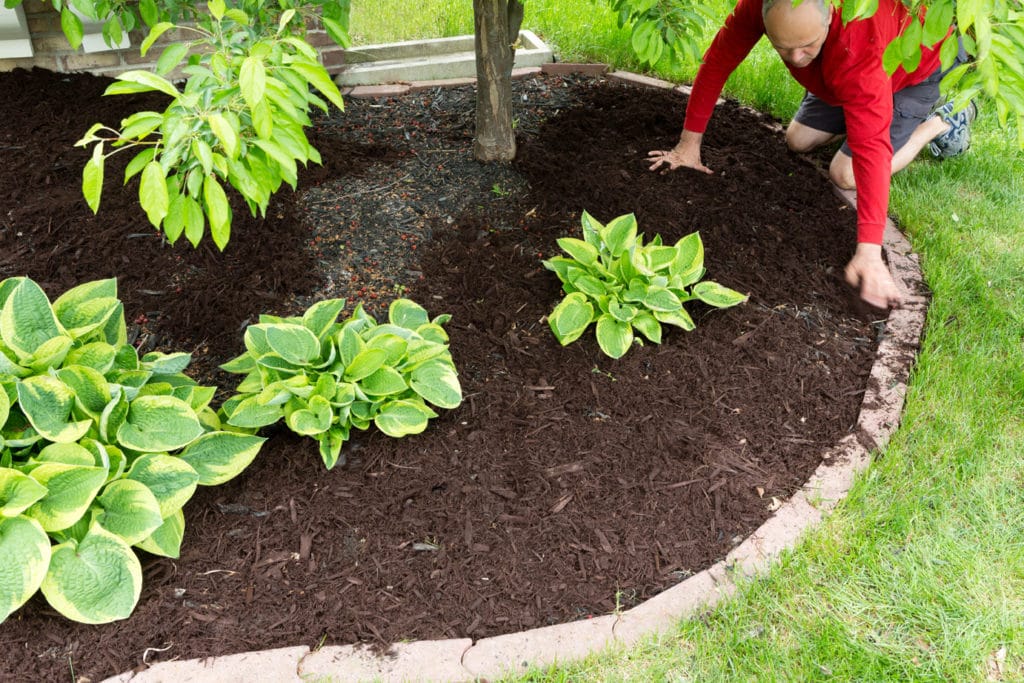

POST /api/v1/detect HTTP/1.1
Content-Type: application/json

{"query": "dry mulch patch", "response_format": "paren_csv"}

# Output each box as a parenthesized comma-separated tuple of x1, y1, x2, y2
(0, 67, 880, 681)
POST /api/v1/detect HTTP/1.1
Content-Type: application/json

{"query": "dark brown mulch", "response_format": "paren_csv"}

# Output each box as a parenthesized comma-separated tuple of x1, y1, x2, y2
(0, 67, 879, 681)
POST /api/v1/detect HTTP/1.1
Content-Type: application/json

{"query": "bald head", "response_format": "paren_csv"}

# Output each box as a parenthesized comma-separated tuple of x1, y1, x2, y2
(762, 0, 831, 68)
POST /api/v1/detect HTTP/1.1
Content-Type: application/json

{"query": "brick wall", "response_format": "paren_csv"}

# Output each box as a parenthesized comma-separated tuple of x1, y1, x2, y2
(0, 1, 345, 76)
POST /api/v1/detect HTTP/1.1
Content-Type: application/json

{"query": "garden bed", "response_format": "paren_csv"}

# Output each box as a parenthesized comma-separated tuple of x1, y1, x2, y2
(0, 67, 879, 681)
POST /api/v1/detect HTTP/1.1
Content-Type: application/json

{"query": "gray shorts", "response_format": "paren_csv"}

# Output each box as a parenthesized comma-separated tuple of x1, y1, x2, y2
(793, 39, 968, 155)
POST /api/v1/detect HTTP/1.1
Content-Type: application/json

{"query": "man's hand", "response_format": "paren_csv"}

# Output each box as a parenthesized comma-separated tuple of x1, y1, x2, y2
(647, 130, 713, 174)
(844, 243, 904, 309)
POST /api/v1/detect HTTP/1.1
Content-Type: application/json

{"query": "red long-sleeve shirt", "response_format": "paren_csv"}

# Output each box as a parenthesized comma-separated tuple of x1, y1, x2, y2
(684, 0, 946, 244)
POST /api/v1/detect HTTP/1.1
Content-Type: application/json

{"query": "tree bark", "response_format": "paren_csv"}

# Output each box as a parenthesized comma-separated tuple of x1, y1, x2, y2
(472, 0, 524, 162)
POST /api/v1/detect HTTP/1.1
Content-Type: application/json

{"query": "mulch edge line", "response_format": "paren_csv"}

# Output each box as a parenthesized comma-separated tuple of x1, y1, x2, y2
(99, 67, 928, 683)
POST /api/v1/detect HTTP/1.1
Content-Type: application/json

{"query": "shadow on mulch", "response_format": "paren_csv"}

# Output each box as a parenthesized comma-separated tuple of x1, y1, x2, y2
(0, 68, 879, 681)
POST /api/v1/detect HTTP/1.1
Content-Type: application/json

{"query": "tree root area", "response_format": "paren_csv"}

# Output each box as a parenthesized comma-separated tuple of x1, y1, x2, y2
(0, 68, 879, 681)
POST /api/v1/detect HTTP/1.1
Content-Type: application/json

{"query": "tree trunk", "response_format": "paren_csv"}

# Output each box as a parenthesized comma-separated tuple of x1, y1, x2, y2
(472, 0, 524, 162)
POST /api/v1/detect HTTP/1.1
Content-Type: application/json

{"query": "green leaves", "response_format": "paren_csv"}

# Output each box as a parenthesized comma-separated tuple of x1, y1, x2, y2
(41, 525, 142, 624)
(0, 277, 264, 626)
(543, 212, 747, 359)
(75, 0, 353, 249)
(0, 516, 50, 622)
(222, 298, 462, 469)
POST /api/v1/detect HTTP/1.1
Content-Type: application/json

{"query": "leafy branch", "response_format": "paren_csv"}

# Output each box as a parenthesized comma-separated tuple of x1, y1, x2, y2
(73, 0, 349, 250)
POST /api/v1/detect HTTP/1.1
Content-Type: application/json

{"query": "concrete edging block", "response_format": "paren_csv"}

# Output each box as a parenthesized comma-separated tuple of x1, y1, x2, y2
(461, 615, 618, 679)
(606, 70, 676, 89)
(801, 434, 872, 512)
(297, 639, 474, 682)
(724, 492, 823, 579)
(612, 569, 722, 646)
(104, 646, 310, 683)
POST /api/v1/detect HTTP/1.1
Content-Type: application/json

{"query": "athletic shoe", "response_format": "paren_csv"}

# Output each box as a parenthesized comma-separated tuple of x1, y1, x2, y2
(928, 100, 978, 159)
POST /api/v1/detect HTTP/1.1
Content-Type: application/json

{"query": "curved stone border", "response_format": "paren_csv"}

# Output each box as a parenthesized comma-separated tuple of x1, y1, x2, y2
(100, 67, 928, 683)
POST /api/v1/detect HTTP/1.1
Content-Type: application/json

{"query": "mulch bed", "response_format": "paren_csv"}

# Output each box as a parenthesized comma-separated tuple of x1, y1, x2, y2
(0, 67, 880, 682)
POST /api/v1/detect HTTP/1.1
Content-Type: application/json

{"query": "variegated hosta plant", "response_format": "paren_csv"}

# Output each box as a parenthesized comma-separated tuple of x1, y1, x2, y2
(0, 277, 264, 625)
(220, 298, 462, 470)
(543, 211, 749, 359)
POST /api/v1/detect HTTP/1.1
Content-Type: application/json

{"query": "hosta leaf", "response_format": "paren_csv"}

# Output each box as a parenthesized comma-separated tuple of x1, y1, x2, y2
(542, 256, 584, 284)
(643, 287, 683, 312)
(178, 432, 265, 486)
(344, 348, 387, 382)
(94, 479, 163, 545)
(220, 352, 257, 374)
(17, 376, 93, 443)
(654, 308, 696, 332)
(388, 299, 430, 330)
(608, 300, 638, 323)
(374, 399, 436, 438)
(400, 338, 447, 368)
(692, 281, 749, 308)
(646, 245, 678, 273)
(556, 237, 599, 266)
(65, 342, 117, 373)
(24, 463, 107, 532)
(134, 508, 184, 557)
(117, 395, 203, 452)
(670, 232, 705, 285)
(56, 365, 111, 416)
(414, 323, 449, 345)
(0, 515, 50, 622)
(223, 394, 283, 429)
(53, 278, 118, 332)
(366, 333, 409, 366)
(99, 391, 129, 444)
(409, 360, 462, 409)
(580, 210, 604, 247)
(595, 314, 634, 359)
(41, 524, 142, 624)
(301, 298, 346, 340)
(125, 453, 199, 519)
(24, 335, 73, 373)
(569, 273, 608, 298)
(317, 427, 346, 470)
(0, 469, 48, 517)
(285, 395, 333, 436)
(631, 312, 663, 344)
(140, 351, 191, 375)
(0, 278, 62, 359)
(360, 366, 408, 397)
(548, 292, 595, 346)
(265, 324, 321, 365)
(34, 442, 96, 467)
(601, 213, 638, 257)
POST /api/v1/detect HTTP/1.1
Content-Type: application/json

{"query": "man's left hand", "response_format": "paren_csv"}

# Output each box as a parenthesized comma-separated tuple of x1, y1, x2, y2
(844, 243, 904, 309)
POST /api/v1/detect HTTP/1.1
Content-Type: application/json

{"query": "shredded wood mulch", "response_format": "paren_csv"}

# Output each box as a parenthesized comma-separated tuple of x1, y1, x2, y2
(0, 67, 880, 681)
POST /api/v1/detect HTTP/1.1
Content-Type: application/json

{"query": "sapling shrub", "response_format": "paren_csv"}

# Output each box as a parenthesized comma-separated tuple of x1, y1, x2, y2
(0, 277, 265, 625)
(74, 0, 351, 250)
(543, 211, 748, 359)
(220, 297, 462, 469)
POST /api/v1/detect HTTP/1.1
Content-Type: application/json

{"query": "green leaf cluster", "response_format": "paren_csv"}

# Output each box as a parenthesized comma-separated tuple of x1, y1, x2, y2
(220, 298, 463, 470)
(73, 0, 351, 250)
(0, 277, 264, 625)
(607, 0, 715, 67)
(543, 212, 747, 359)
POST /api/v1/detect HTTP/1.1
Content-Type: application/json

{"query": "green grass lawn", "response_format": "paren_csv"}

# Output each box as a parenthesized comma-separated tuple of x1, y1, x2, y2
(351, 2, 1024, 680)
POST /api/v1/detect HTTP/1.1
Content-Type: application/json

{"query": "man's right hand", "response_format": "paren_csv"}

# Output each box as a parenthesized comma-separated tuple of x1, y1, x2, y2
(646, 130, 713, 174)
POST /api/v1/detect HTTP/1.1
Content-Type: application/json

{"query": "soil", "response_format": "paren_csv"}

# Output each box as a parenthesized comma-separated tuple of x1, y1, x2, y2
(0, 67, 880, 681)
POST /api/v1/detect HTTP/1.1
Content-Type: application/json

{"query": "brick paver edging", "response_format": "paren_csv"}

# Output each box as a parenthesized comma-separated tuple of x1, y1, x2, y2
(101, 67, 927, 683)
